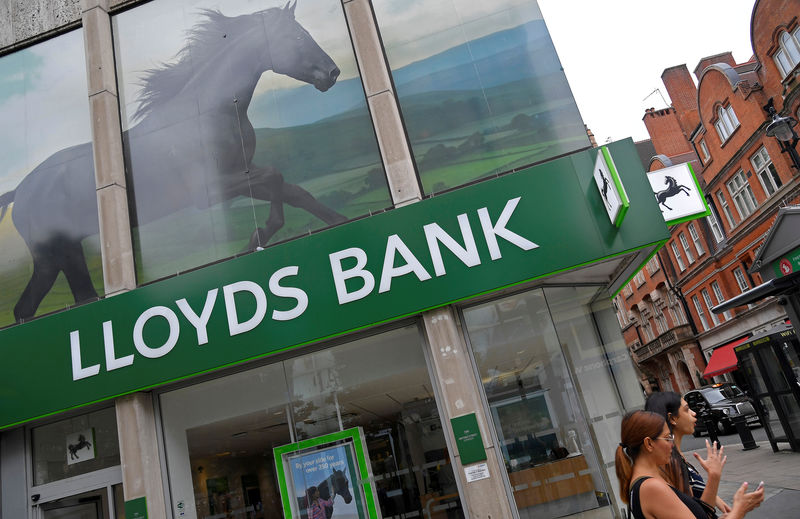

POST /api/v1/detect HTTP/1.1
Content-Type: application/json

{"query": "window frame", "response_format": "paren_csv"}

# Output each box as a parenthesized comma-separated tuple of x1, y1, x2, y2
(706, 207, 725, 243)
(733, 267, 750, 294)
(701, 289, 720, 326)
(699, 139, 711, 162)
(726, 170, 758, 220)
(679, 232, 695, 264)
(692, 294, 710, 331)
(687, 222, 705, 256)
(714, 104, 739, 143)
(716, 190, 736, 229)
(711, 281, 732, 321)
(750, 146, 782, 197)
(774, 27, 800, 78)
(671, 241, 686, 271)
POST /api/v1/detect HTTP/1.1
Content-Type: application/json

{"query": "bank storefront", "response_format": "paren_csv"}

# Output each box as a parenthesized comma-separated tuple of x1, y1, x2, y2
(0, 0, 667, 518)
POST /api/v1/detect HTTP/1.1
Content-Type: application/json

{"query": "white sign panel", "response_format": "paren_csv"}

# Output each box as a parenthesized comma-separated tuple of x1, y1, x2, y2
(647, 163, 708, 224)
(66, 428, 96, 465)
(593, 147, 629, 227)
(464, 462, 490, 482)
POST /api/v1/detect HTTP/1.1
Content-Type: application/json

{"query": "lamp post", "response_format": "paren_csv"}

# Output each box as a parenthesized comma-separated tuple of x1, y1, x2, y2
(763, 97, 800, 170)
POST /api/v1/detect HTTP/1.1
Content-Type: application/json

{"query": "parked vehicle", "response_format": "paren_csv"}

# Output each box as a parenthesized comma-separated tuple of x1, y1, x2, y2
(684, 383, 761, 436)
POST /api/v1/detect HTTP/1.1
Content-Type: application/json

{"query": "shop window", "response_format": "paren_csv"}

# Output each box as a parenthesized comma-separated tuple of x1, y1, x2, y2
(726, 171, 757, 220)
(0, 29, 101, 328)
(463, 286, 644, 519)
(716, 190, 737, 229)
(714, 104, 739, 142)
(371, 0, 589, 194)
(679, 232, 695, 264)
(691, 295, 710, 332)
(31, 407, 120, 486)
(711, 281, 732, 321)
(701, 289, 720, 326)
(671, 242, 686, 271)
(113, 0, 391, 284)
(159, 325, 464, 519)
(773, 27, 800, 78)
(750, 146, 782, 197)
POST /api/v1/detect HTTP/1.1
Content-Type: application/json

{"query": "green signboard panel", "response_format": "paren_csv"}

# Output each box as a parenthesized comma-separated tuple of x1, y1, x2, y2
(0, 139, 668, 428)
(772, 245, 800, 278)
(451, 413, 487, 465)
(124, 497, 148, 519)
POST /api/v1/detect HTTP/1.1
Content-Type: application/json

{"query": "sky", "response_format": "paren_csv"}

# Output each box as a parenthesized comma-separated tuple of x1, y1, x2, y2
(538, 0, 756, 144)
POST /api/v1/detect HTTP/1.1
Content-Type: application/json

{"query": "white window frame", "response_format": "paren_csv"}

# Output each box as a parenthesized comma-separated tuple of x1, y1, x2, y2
(679, 232, 695, 264)
(687, 222, 705, 256)
(714, 104, 739, 142)
(646, 255, 660, 275)
(733, 267, 749, 293)
(711, 281, 732, 321)
(692, 295, 710, 331)
(634, 270, 646, 287)
(716, 190, 736, 229)
(774, 27, 800, 78)
(750, 146, 782, 197)
(699, 139, 711, 162)
(726, 170, 758, 220)
(671, 242, 686, 271)
(701, 289, 720, 325)
(706, 208, 725, 243)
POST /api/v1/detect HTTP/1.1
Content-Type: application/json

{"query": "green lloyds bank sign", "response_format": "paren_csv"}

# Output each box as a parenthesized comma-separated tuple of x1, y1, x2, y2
(0, 140, 668, 428)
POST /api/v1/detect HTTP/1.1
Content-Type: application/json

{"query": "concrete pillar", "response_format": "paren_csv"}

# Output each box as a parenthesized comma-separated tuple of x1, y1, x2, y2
(342, 0, 422, 206)
(81, 0, 136, 296)
(422, 307, 516, 519)
(681, 344, 702, 389)
(116, 393, 167, 519)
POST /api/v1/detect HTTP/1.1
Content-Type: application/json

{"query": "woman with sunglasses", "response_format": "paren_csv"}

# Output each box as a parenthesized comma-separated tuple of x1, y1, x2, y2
(616, 410, 763, 519)
(646, 391, 730, 513)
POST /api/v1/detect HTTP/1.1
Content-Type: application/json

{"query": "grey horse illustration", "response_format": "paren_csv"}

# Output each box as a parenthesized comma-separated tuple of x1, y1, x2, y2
(0, 2, 345, 321)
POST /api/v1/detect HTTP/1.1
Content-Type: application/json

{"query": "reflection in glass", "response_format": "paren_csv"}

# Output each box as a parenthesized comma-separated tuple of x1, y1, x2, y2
(0, 29, 102, 327)
(463, 289, 612, 519)
(372, 0, 589, 193)
(32, 407, 120, 486)
(160, 325, 463, 518)
(114, 0, 390, 283)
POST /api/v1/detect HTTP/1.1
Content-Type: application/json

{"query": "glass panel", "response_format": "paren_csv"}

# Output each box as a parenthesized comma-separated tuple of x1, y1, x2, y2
(463, 288, 615, 519)
(0, 29, 102, 327)
(761, 347, 790, 391)
(286, 325, 464, 519)
(31, 408, 120, 486)
(760, 394, 788, 441)
(781, 340, 800, 385)
(41, 488, 108, 519)
(160, 361, 292, 518)
(778, 393, 800, 439)
(372, 0, 589, 194)
(113, 0, 391, 284)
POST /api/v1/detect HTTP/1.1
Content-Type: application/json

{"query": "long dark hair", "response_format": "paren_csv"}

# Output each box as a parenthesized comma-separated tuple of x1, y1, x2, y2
(615, 410, 666, 504)
(645, 391, 690, 493)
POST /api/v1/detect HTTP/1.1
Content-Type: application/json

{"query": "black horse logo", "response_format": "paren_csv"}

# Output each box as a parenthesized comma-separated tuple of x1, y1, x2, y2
(0, 2, 346, 322)
(598, 169, 612, 210)
(654, 175, 691, 211)
(68, 434, 92, 460)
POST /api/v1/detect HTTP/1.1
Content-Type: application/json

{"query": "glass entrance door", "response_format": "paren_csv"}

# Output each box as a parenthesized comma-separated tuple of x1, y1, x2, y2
(37, 486, 120, 519)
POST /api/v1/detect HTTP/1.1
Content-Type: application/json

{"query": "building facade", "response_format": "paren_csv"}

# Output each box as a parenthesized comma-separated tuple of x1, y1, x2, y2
(0, 1, 668, 519)
(617, 0, 800, 394)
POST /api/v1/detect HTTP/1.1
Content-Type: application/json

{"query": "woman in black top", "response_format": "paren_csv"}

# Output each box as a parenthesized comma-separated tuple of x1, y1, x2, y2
(615, 410, 762, 519)
(646, 391, 731, 513)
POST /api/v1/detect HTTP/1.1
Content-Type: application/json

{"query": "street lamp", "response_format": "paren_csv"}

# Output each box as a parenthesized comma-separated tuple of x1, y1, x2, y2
(763, 97, 800, 170)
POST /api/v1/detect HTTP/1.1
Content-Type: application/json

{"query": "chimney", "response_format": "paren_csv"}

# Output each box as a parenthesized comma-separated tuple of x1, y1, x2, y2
(661, 65, 700, 135)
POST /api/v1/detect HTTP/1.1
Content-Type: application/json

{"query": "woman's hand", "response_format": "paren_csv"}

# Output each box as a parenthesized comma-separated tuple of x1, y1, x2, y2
(730, 482, 764, 516)
(693, 439, 726, 481)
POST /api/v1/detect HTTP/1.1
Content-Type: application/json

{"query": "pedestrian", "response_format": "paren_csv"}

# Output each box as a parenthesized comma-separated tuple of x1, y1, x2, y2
(306, 486, 332, 519)
(616, 410, 763, 519)
(646, 391, 731, 513)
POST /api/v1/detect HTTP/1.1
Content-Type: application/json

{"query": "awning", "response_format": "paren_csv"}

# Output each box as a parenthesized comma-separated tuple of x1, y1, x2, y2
(703, 336, 750, 378)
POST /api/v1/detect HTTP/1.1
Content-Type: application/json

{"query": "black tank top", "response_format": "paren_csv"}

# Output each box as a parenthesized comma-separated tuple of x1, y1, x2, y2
(629, 476, 710, 519)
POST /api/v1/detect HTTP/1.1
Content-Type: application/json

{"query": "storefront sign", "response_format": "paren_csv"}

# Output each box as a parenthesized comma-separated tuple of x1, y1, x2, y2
(66, 428, 96, 465)
(124, 497, 148, 519)
(593, 146, 629, 227)
(773, 245, 800, 278)
(451, 413, 487, 465)
(646, 162, 709, 225)
(0, 140, 668, 429)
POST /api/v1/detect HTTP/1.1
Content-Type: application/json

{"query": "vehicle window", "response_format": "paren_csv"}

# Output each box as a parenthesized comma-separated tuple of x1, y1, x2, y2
(720, 385, 744, 398)
(703, 389, 726, 404)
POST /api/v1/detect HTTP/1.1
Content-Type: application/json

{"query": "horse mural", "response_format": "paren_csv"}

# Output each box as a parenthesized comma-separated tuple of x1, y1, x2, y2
(654, 175, 691, 211)
(0, 2, 346, 322)
(299, 469, 353, 518)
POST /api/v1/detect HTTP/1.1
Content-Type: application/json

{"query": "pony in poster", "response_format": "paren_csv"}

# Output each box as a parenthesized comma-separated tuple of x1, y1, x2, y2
(0, 0, 390, 326)
(289, 444, 362, 519)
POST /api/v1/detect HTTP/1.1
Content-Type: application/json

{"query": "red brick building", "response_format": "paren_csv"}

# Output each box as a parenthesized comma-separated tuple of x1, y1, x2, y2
(616, 0, 800, 393)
